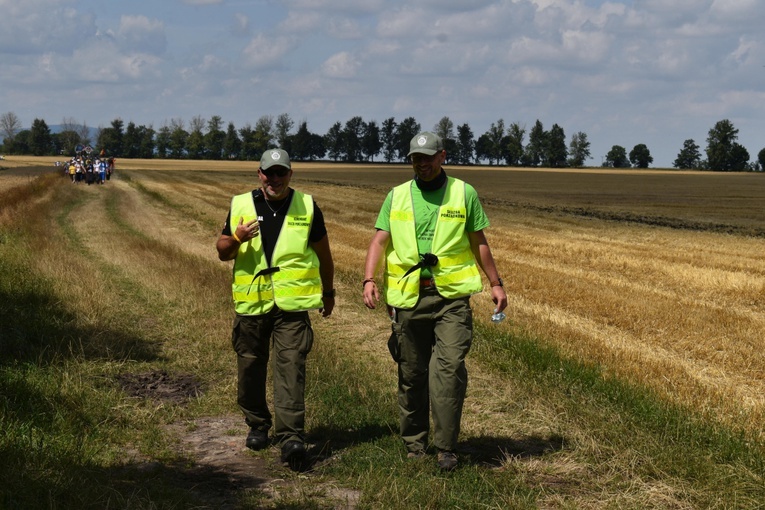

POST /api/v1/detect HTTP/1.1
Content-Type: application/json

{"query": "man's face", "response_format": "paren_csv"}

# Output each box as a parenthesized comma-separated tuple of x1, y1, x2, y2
(410, 150, 444, 182)
(258, 165, 292, 200)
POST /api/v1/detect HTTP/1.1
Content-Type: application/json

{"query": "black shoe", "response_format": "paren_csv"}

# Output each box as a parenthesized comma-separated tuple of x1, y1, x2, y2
(280, 440, 306, 470)
(245, 428, 269, 451)
(437, 450, 458, 471)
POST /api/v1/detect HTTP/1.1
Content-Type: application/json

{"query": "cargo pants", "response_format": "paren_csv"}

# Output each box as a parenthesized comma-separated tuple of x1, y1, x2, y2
(232, 308, 314, 446)
(388, 285, 473, 453)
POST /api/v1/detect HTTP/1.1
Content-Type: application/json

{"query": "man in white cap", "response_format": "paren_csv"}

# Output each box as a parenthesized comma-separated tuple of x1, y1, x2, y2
(217, 148, 335, 470)
(362, 132, 507, 471)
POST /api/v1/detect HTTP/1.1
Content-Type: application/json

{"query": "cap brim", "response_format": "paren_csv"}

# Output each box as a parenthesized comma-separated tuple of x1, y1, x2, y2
(408, 148, 438, 156)
(260, 161, 291, 171)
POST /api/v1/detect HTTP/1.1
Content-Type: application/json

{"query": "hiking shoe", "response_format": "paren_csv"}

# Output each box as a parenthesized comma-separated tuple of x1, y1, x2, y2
(245, 428, 269, 451)
(280, 440, 306, 470)
(437, 450, 458, 471)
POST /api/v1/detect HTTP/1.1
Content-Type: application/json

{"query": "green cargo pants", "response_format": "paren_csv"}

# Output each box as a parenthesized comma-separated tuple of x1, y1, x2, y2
(388, 285, 473, 453)
(232, 308, 314, 446)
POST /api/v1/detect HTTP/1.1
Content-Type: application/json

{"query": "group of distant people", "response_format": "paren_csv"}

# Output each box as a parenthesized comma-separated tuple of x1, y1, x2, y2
(58, 155, 115, 185)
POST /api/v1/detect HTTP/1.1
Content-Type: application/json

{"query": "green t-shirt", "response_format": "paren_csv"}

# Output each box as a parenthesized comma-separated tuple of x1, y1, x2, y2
(374, 177, 489, 278)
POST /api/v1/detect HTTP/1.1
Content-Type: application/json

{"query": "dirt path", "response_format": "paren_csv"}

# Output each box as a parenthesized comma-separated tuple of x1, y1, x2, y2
(118, 370, 360, 509)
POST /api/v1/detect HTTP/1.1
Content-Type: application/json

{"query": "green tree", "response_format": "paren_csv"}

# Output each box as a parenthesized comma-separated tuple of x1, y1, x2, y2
(101, 118, 124, 156)
(604, 145, 629, 168)
(525, 120, 546, 167)
(169, 119, 188, 159)
(253, 115, 275, 157)
(729, 143, 750, 171)
(706, 119, 746, 171)
(238, 124, 257, 161)
(482, 119, 504, 166)
(455, 123, 475, 165)
(155, 125, 171, 158)
(204, 115, 225, 160)
(394, 117, 420, 161)
(123, 122, 141, 158)
(275, 113, 294, 148)
(291, 121, 312, 161)
(381, 117, 397, 163)
(568, 131, 591, 167)
(57, 118, 84, 156)
(54, 130, 82, 156)
(759, 148, 765, 171)
(433, 116, 457, 163)
(343, 116, 364, 162)
(362, 120, 382, 162)
(545, 123, 568, 168)
(629, 143, 653, 168)
(324, 122, 343, 161)
(138, 125, 155, 158)
(673, 139, 701, 169)
(223, 122, 241, 160)
(29, 118, 53, 156)
(475, 134, 491, 164)
(11, 130, 31, 154)
(186, 116, 206, 159)
(503, 122, 525, 166)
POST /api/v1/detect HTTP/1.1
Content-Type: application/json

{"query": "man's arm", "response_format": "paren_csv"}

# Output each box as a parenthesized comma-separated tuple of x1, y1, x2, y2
(468, 230, 507, 313)
(362, 229, 390, 309)
(311, 234, 335, 317)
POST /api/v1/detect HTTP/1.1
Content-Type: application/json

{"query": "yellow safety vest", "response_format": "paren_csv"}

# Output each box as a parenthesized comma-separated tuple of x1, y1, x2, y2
(230, 190, 322, 315)
(384, 177, 482, 308)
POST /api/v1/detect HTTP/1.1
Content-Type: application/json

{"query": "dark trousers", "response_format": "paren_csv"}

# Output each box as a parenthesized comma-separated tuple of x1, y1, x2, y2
(232, 308, 313, 445)
(388, 287, 473, 453)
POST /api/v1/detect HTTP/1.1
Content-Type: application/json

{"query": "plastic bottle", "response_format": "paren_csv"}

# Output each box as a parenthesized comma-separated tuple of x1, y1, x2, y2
(491, 308, 506, 323)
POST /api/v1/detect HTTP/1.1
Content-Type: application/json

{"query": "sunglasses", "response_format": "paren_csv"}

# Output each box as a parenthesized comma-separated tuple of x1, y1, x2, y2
(410, 152, 440, 164)
(259, 167, 290, 177)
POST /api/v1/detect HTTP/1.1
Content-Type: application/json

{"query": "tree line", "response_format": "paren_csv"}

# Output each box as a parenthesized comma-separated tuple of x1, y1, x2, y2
(1, 111, 763, 171)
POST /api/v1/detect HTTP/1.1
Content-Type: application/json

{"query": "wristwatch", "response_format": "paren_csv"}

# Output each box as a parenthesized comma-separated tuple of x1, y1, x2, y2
(490, 278, 504, 288)
(322, 289, 336, 298)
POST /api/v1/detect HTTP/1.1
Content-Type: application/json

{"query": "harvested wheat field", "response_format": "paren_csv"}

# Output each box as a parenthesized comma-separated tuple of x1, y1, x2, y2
(3, 157, 765, 508)
(107, 158, 765, 440)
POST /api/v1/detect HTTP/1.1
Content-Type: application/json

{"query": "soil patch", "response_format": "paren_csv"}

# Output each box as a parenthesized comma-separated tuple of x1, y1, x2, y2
(117, 370, 204, 404)
(116, 370, 360, 508)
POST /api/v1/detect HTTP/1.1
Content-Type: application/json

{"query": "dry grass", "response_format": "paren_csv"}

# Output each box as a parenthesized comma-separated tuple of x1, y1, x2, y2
(4, 157, 765, 507)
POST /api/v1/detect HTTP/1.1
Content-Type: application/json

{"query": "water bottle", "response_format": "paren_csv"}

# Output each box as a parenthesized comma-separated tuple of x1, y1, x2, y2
(491, 308, 506, 323)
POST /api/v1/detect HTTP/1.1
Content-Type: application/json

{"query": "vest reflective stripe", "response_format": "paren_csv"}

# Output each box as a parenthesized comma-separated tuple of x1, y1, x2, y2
(384, 177, 483, 308)
(230, 191, 322, 315)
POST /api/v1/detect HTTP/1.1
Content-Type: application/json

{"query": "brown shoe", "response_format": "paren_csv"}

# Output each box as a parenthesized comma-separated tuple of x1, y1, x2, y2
(437, 450, 458, 471)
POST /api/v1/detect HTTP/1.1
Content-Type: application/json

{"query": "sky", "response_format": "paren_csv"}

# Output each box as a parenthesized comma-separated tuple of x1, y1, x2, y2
(1, 0, 764, 167)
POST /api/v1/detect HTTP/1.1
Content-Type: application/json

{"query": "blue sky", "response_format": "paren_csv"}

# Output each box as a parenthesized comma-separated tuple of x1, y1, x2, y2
(1, 0, 763, 167)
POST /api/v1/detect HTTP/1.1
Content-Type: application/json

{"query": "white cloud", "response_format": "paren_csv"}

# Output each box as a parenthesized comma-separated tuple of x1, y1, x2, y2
(322, 51, 359, 78)
(241, 34, 295, 69)
(113, 15, 166, 55)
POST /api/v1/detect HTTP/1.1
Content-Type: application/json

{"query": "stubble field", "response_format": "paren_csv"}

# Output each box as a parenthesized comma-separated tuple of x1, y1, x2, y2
(2, 156, 765, 508)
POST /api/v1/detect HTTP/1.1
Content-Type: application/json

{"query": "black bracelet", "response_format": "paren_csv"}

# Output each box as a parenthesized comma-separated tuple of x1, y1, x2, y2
(322, 289, 336, 298)
(362, 278, 375, 288)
